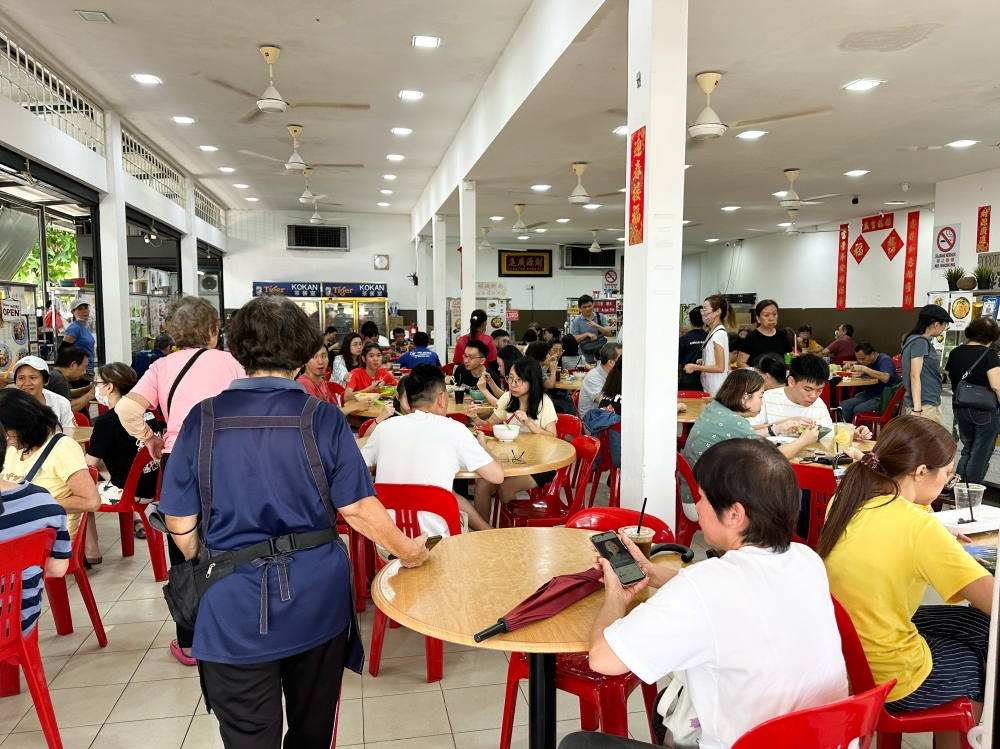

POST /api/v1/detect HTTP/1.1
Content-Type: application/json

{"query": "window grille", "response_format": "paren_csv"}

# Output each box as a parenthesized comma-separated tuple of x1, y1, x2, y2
(195, 186, 226, 231)
(121, 128, 185, 206)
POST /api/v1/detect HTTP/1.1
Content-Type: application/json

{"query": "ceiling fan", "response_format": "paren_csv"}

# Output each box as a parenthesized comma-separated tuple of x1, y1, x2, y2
(238, 125, 364, 172)
(298, 169, 326, 204)
(568, 163, 590, 205)
(588, 230, 603, 253)
(204, 46, 371, 124)
(307, 199, 347, 224)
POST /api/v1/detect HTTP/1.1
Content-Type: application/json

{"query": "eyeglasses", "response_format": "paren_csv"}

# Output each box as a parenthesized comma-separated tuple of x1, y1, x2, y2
(944, 472, 963, 490)
(507, 377, 525, 388)
(463, 353, 482, 361)
(498, 450, 526, 464)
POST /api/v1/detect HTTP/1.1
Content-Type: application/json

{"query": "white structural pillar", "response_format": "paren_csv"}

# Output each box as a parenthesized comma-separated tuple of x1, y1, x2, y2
(431, 214, 447, 353)
(415, 235, 428, 333)
(620, 0, 688, 525)
(179, 181, 199, 296)
(97, 111, 131, 364)
(459, 180, 477, 334)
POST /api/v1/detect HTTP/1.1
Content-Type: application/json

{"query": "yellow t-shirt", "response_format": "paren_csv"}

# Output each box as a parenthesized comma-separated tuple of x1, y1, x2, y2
(824, 494, 990, 702)
(492, 392, 558, 432)
(3, 435, 89, 538)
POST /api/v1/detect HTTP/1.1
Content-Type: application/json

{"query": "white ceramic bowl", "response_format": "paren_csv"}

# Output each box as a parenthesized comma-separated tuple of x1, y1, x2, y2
(493, 424, 519, 442)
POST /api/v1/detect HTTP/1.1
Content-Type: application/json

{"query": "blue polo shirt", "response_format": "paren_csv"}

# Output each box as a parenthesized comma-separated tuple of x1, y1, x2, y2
(159, 377, 374, 665)
(862, 352, 900, 398)
(397, 346, 441, 369)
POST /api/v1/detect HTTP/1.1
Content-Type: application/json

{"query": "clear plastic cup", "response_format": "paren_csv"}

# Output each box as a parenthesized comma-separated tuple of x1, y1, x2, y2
(954, 483, 986, 514)
(619, 525, 655, 559)
(834, 423, 855, 453)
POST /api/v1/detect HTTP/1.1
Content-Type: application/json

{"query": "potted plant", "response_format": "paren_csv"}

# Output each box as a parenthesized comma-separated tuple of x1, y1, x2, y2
(973, 265, 994, 290)
(944, 267, 965, 291)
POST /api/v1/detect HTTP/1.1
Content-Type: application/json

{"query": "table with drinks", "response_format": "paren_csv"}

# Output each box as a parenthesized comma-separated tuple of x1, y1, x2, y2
(354, 390, 494, 420)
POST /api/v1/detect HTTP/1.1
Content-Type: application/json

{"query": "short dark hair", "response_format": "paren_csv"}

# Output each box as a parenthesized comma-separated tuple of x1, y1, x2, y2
(525, 341, 551, 362)
(715, 368, 765, 412)
(153, 334, 174, 352)
(361, 342, 382, 360)
(491, 329, 509, 340)
(688, 308, 704, 327)
(497, 345, 523, 376)
(325, 326, 337, 335)
(0, 388, 59, 449)
(753, 353, 787, 384)
(840, 323, 854, 337)
(98, 362, 138, 395)
(561, 334, 580, 357)
(404, 364, 446, 408)
(522, 329, 538, 343)
(599, 342, 621, 365)
(392, 327, 405, 337)
(465, 338, 489, 358)
(54, 346, 88, 369)
(854, 342, 876, 356)
(545, 326, 562, 339)
(797, 325, 812, 335)
(578, 295, 594, 306)
(693, 439, 799, 552)
(788, 353, 829, 386)
(360, 321, 380, 338)
(413, 331, 430, 347)
(228, 296, 323, 375)
(965, 317, 1000, 345)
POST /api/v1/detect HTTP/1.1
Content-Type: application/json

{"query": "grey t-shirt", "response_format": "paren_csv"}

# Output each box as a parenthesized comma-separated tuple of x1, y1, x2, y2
(46, 369, 72, 401)
(578, 365, 609, 420)
(570, 312, 609, 362)
(900, 334, 943, 408)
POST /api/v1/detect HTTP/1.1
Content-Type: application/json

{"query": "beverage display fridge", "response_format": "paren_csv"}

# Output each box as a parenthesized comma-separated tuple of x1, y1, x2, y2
(253, 281, 389, 344)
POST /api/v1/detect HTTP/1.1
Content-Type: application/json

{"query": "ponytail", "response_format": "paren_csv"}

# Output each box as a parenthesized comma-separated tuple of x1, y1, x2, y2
(705, 294, 737, 331)
(901, 314, 936, 349)
(469, 308, 488, 336)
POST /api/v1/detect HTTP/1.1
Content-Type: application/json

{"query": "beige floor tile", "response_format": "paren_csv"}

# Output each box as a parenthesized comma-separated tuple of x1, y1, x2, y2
(36, 601, 115, 633)
(557, 719, 587, 746)
(515, 683, 582, 723)
(342, 666, 362, 701)
(105, 678, 201, 723)
(439, 650, 511, 690)
(905, 734, 933, 749)
(336, 698, 364, 747)
(77, 621, 163, 653)
(78, 581, 130, 603)
(627, 710, 653, 742)
(442, 684, 527, 734)
(363, 691, 451, 743)
(91, 716, 193, 749)
(14, 683, 126, 732)
(0, 692, 34, 735)
(0, 724, 101, 748)
(453, 724, 527, 749)
(362, 655, 442, 698)
(180, 714, 224, 749)
(153, 620, 178, 649)
(102, 597, 170, 625)
(8, 656, 70, 692)
(49, 649, 144, 689)
(119, 579, 166, 601)
(364, 734, 456, 749)
(366, 625, 431, 660)
(131, 648, 200, 682)
(35, 627, 93, 658)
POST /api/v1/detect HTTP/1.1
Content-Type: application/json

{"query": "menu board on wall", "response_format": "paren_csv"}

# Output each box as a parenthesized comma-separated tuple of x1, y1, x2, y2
(948, 293, 974, 331)
(0, 297, 29, 374)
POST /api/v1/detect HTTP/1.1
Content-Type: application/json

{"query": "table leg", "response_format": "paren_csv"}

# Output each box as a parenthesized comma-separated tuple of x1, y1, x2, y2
(528, 653, 557, 749)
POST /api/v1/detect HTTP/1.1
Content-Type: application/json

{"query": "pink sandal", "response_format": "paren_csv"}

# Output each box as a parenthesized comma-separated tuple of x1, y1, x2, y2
(169, 639, 197, 667)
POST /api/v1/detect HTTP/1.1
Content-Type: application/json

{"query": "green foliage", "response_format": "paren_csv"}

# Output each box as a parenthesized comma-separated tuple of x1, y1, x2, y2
(13, 227, 77, 285)
(973, 264, 994, 281)
(944, 267, 965, 283)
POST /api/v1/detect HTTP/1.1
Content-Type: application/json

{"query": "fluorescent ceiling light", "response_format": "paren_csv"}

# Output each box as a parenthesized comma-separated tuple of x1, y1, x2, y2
(617, 237, 625, 241)
(76, 10, 112, 23)
(947, 140, 979, 148)
(842, 79, 885, 91)
(534, 228, 546, 233)
(412, 35, 441, 48)
(131, 74, 161, 85)
(735, 130, 767, 139)
(0, 185, 58, 203)
(772, 191, 787, 197)
(884, 200, 908, 206)
(199, 145, 217, 151)
(613, 126, 628, 135)
(245, 197, 258, 202)
(685, 164, 691, 170)
(517, 235, 529, 240)
(683, 220, 691, 225)
(844, 169, 869, 177)
(721, 206, 741, 212)
(490, 215, 504, 221)
(386, 154, 404, 161)
(705, 239, 719, 243)
(556, 218, 570, 223)
(778, 222, 791, 227)
(172, 116, 194, 124)
(390, 127, 412, 135)
(377, 202, 390, 207)
(232, 183, 248, 189)
(219, 167, 235, 173)
(380, 189, 393, 195)
(383, 174, 397, 180)
(399, 90, 423, 100)
(583, 204, 601, 210)
(618, 188, 626, 193)
(531, 184, 551, 192)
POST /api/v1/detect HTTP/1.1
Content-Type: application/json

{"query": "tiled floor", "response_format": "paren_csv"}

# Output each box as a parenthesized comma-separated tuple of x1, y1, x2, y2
(1, 494, 937, 749)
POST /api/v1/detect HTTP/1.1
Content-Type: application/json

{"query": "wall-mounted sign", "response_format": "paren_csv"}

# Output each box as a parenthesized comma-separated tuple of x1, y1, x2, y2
(850, 234, 870, 264)
(627, 126, 646, 246)
(476, 281, 507, 298)
(903, 212, 920, 310)
(932, 224, 960, 269)
(498, 250, 552, 277)
(253, 282, 321, 297)
(322, 283, 388, 298)
(881, 229, 904, 261)
(861, 214, 894, 233)
(976, 206, 991, 253)
(836, 224, 849, 311)
(253, 282, 388, 298)
(506, 309, 519, 322)
(604, 269, 619, 284)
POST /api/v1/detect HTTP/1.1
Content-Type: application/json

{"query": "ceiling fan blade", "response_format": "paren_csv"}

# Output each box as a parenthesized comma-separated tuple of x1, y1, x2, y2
(314, 200, 345, 207)
(801, 193, 842, 201)
(524, 222, 547, 230)
(239, 108, 265, 125)
(728, 105, 835, 129)
(897, 146, 943, 151)
(594, 191, 626, 198)
(308, 164, 365, 169)
(204, 76, 259, 99)
(238, 149, 285, 163)
(287, 102, 371, 110)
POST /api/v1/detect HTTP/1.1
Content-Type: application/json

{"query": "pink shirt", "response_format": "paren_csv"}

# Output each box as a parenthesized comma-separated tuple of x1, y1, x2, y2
(131, 348, 246, 452)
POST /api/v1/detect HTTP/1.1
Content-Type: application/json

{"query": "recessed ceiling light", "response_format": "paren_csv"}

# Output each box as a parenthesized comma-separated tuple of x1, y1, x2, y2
(380, 189, 393, 195)
(535, 228, 547, 233)
(531, 184, 551, 192)
(75, 10, 112, 23)
(377, 202, 390, 207)
(172, 116, 194, 124)
(556, 218, 570, 223)
(233, 183, 248, 189)
(618, 188, 626, 193)
(517, 235, 529, 240)
(583, 204, 601, 210)
(683, 220, 691, 225)
(841, 79, 885, 91)
(490, 215, 504, 221)
(245, 197, 259, 202)
(412, 35, 441, 48)
(391, 127, 412, 135)
(772, 191, 787, 198)
(613, 126, 628, 135)
(617, 237, 625, 241)
(947, 140, 979, 148)
(705, 238, 719, 243)
(884, 200, 908, 206)
(386, 154, 404, 161)
(844, 170, 870, 177)
(778, 222, 791, 227)
(685, 165, 691, 170)
(131, 74, 161, 85)
(721, 206, 741, 212)
(399, 90, 423, 100)
(219, 167, 235, 173)
(199, 145, 218, 152)
(383, 174, 397, 180)
(735, 130, 767, 139)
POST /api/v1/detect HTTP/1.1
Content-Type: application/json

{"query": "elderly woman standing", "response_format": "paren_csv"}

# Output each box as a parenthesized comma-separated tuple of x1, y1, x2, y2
(116, 295, 245, 666)
(159, 295, 428, 749)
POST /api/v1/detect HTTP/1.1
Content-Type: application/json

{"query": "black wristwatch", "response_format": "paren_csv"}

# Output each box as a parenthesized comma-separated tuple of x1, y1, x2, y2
(767, 424, 776, 437)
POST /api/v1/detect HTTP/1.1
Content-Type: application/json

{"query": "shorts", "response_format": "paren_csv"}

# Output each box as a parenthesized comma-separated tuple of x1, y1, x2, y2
(532, 470, 557, 488)
(903, 405, 944, 425)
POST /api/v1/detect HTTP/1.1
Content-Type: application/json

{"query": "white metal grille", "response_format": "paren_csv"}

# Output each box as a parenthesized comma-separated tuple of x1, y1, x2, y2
(194, 186, 226, 232)
(0, 27, 105, 155)
(121, 128, 185, 206)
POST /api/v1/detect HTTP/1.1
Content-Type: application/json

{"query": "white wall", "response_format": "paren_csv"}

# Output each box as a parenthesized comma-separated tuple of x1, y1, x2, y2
(680, 251, 702, 304)
(935, 167, 1000, 271)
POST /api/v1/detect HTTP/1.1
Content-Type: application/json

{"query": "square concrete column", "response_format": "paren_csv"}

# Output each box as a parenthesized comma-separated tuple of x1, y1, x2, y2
(459, 179, 477, 334)
(620, 0, 689, 525)
(97, 111, 131, 363)
(432, 214, 447, 354)
(179, 181, 198, 296)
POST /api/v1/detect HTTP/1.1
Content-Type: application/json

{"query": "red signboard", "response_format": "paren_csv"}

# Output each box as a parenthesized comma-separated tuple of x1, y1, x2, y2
(850, 234, 870, 264)
(836, 224, 849, 311)
(627, 127, 646, 246)
(861, 214, 894, 233)
(506, 309, 519, 322)
(903, 211, 920, 310)
(977, 205, 991, 253)
(881, 229, 904, 261)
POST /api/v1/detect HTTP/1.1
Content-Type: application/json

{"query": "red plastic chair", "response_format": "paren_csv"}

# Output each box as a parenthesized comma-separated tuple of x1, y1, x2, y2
(730, 681, 894, 749)
(368, 484, 462, 683)
(832, 597, 976, 749)
(328, 381, 346, 406)
(44, 469, 108, 647)
(677, 390, 709, 399)
(892, 354, 902, 380)
(572, 390, 580, 412)
(0, 529, 64, 749)
(588, 423, 621, 509)
(557, 414, 582, 441)
(499, 436, 599, 528)
(674, 452, 701, 548)
(72, 411, 90, 427)
(358, 418, 377, 437)
(791, 464, 838, 551)
(441, 363, 455, 376)
(96, 446, 168, 581)
(96, 404, 109, 416)
(853, 386, 904, 439)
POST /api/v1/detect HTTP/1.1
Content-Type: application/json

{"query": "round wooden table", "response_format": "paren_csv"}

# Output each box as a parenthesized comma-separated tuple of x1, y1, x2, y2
(67, 426, 92, 444)
(553, 377, 583, 391)
(355, 395, 493, 420)
(835, 376, 878, 388)
(677, 397, 708, 424)
(371, 527, 685, 749)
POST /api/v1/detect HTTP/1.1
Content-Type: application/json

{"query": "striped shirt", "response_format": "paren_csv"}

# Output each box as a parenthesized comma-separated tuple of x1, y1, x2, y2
(750, 387, 833, 428)
(0, 483, 72, 633)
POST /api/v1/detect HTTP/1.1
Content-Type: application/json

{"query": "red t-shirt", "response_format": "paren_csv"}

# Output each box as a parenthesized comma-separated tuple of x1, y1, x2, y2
(827, 337, 856, 362)
(346, 367, 398, 391)
(452, 333, 498, 364)
(296, 375, 337, 404)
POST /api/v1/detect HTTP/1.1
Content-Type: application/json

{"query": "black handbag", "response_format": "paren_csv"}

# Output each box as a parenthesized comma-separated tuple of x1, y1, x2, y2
(953, 347, 999, 411)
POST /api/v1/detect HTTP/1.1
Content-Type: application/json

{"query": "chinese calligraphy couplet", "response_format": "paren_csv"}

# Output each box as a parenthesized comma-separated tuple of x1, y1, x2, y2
(903, 211, 920, 310)
(976, 206, 991, 254)
(627, 126, 646, 246)
(837, 224, 849, 311)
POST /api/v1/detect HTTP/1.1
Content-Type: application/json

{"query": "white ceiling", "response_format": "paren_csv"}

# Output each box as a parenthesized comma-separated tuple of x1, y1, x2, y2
(2, 0, 1000, 248)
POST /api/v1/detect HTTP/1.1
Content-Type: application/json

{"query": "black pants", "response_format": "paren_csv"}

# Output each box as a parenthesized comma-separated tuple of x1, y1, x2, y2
(160, 452, 194, 650)
(560, 733, 651, 749)
(199, 628, 350, 749)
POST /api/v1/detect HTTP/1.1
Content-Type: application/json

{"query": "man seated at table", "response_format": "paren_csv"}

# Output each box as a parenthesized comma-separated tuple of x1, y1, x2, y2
(360, 364, 501, 532)
(49, 346, 97, 414)
(819, 323, 856, 363)
(388, 327, 409, 358)
(839, 342, 900, 423)
(361, 320, 390, 348)
(492, 329, 511, 351)
(579, 342, 621, 422)
(453, 339, 502, 391)
(750, 353, 835, 429)
(575, 439, 848, 749)
(397, 331, 441, 369)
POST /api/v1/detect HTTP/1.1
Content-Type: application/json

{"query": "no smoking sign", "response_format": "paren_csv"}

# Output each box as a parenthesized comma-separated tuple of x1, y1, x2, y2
(932, 223, 961, 269)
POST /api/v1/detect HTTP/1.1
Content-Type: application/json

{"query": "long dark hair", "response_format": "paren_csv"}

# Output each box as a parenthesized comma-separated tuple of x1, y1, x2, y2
(469, 309, 488, 335)
(339, 332, 363, 370)
(817, 416, 956, 559)
(601, 358, 623, 400)
(496, 345, 523, 380)
(508, 357, 547, 420)
(901, 313, 940, 348)
(561, 334, 580, 358)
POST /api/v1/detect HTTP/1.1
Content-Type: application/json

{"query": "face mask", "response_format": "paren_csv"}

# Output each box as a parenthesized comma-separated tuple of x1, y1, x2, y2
(95, 389, 109, 407)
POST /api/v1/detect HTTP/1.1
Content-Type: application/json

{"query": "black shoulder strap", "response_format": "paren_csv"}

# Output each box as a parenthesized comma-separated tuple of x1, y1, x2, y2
(24, 434, 66, 482)
(166, 349, 208, 421)
(960, 347, 993, 382)
(198, 398, 216, 544)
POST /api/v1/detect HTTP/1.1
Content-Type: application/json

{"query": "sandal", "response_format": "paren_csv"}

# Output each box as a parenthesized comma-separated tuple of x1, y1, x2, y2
(133, 519, 147, 539)
(86, 555, 103, 565)
(170, 639, 197, 667)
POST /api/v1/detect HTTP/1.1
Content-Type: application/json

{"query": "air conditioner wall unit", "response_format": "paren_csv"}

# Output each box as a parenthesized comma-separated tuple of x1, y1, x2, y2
(286, 224, 350, 251)
(198, 274, 220, 294)
(560, 244, 616, 269)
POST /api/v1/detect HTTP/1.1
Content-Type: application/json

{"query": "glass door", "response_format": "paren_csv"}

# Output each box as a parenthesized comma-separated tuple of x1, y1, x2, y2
(293, 300, 322, 329)
(357, 300, 388, 338)
(324, 300, 357, 344)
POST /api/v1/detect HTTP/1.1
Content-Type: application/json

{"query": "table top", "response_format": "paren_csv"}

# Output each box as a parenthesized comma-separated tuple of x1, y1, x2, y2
(791, 432, 876, 461)
(371, 527, 685, 653)
(355, 395, 494, 420)
(554, 378, 584, 391)
(67, 426, 92, 444)
(678, 397, 708, 424)
(835, 376, 878, 388)
(356, 431, 577, 479)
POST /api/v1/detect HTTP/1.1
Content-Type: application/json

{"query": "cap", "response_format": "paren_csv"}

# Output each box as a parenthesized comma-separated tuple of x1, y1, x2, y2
(919, 303, 954, 323)
(70, 297, 90, 311)
(12, 356, 49, 375)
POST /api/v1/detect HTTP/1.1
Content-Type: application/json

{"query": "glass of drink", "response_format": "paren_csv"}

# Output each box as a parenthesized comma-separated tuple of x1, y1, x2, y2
(619, 526, 655, 559)
(954, 483, 986, 514)
(454, 389, 466, 405)
(834, 423, 855, 454)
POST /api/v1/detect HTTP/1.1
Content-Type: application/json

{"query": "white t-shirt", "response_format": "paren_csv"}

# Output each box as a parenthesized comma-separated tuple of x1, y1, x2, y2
(43, 389, 75, 429)
(360, 410, 493, 535)
(750, 387, 833, 427)
(493, 392, 558, 433)
(604, 544, 848, 749)
(701, 326, 729, 396)
(578, 365, 609, 419)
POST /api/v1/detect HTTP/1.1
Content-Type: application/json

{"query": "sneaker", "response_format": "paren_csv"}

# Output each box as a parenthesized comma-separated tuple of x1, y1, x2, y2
(169, 639, 197, 667)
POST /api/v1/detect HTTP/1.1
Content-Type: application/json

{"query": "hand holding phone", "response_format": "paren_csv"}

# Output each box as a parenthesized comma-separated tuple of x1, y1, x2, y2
(590, 531, 646, 586)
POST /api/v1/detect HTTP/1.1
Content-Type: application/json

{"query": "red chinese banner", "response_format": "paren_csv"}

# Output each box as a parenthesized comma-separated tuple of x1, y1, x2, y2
(627, 126, 646, 246)
(850, 235, 870, 264)
(882, 229, 904, 260)
(837, 224, 849, 310)
(903, 211, 920, 310)
(861, 213, 894, 233)
(976, 205, 991, 253)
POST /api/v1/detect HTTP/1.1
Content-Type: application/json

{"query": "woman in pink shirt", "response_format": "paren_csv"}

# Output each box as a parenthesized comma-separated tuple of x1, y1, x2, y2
(452, 309, 498, 365)
(115, 295, 244, 666)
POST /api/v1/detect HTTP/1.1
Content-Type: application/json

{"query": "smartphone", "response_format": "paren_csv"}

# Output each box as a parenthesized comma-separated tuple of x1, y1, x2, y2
(388, 535, 442, 561)
(591, 531, 646, 586)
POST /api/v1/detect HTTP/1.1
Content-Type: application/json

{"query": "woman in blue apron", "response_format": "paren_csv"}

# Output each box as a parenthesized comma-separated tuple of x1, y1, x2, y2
(158, 295, 429, 749)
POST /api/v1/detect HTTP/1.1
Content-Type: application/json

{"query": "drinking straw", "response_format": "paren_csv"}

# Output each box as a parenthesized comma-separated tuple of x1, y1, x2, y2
(967, 480, 976, 523)
(636, 497, 648, 534)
